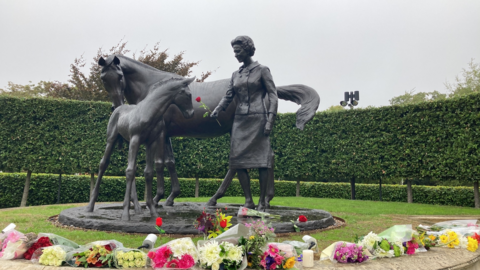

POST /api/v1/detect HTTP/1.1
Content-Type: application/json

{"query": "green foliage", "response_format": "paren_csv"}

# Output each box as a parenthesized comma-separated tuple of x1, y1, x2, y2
(445, 59, 480, 97)
(0, 40, 212, 101)
(389, 89, 446, 106)
(0, 173, 476, 208)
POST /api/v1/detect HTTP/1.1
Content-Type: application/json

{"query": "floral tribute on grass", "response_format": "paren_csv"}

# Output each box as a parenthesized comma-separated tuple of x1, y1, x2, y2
(66, 240, 122, 268)
(260, 243, 299, 270)
(0, 230, 30, 259)
(147, 238, 198, 269)
(332, 242, 368, 263)
(238, 219, 276, 269)
(24, 236, 52, 260)
(198, 240, 244, 270)
(195, 208, 233, 239)
(31, 245, 74, 267)
(114, 248, 147, 268)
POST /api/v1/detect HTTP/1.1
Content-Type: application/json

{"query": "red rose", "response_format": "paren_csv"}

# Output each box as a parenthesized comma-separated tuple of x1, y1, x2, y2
(195, 96, 201, 102)
(298, 215, 307, 222)
(105, 244, 112, 251)
(220, 219, 227, 228)
(156, 217, 163, 227)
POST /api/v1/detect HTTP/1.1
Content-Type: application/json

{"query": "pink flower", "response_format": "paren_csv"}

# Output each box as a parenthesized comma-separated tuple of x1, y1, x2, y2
(268, 244, 279, 256)
(406, 241, 418, 255)
(178, 254, 195, 268)
(269, 262, 277, 270)
(274, 255, 284, 264)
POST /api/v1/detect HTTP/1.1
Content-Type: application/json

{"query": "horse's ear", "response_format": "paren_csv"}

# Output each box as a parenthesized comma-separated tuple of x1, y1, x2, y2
(183, 77, 196, 86)
(113, 56, 120, 65)
(98, 57, 106, 66)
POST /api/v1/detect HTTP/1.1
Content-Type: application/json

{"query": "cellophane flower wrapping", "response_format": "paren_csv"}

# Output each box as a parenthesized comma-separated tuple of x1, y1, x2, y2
(114, 247, 147, 268)
(260, 243, 301, 270)
(65, 240, 123, 268)
(377, 225, 413, 244)
(31, 245, 74, 266)
(0, 230, 28, 260)
(147, 237, 198, 269)
(237, 207, 280, 219)
(38, 233, 80, 249)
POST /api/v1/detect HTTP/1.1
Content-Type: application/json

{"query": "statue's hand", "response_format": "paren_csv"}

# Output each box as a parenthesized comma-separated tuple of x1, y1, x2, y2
(211, 107, 220, 118)
(264, 121, 273, 136)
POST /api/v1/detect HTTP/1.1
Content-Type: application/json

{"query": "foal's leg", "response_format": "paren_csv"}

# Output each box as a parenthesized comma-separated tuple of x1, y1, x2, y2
(206, 169, 236, 206)
(165, 137, 180, 206)
(86, 137, 117, 212)
(122, 135, 140, 221)
(144, 142, 158, 217)
(257, 168, 269, 212)
(237, 169, 255, 209)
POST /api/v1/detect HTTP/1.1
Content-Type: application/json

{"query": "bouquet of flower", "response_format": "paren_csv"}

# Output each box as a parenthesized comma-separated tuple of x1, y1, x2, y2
(0, 230, 29, 260)
(195, 208, 233, 239)
(331, 242, 368, 263)
(114, 248, 147, 268)
(147, 237, 198, 269)
(31, 245, 74, 266)
(24, 236, 53, 260)
(198, 240, 245, 270)
(239, 220, 276, 269)
(66, 240, 123, 268)
(260, 243, 300, 270)
(237, 207, 280, 219)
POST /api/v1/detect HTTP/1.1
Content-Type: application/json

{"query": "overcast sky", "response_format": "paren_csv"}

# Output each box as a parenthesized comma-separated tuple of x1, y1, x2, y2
(1, 0, 479, 113)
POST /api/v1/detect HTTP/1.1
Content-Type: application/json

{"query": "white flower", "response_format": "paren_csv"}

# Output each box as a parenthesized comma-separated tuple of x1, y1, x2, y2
(361, 232, 381, 251)
(459, 236, 468, 249)
(199, 241, 221, 266)
(212, 262, 220, 270)
(226, 245, 243, 263)
(373, 248, 395, 258)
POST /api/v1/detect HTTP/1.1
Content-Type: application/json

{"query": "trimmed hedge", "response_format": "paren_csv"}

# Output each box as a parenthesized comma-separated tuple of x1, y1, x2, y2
(0, 173, 475, 208)
(1, 94, 480, 184)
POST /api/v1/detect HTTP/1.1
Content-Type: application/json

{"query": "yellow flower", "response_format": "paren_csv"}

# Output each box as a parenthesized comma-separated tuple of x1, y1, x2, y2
(249, 236, 255, 240)
(467, 237, 479, 252)
(284, 257, 296, 269)
(248, 262, 252, 267)
(429, 235, 436, 241)
(440, 235, 448, 244)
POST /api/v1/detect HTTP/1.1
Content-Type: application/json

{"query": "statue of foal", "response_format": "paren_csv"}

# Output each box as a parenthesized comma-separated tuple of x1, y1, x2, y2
(87, 77, 195, 221)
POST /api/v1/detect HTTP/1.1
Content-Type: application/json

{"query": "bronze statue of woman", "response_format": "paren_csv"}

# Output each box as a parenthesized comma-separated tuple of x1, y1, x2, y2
(211, 36, 278, 211)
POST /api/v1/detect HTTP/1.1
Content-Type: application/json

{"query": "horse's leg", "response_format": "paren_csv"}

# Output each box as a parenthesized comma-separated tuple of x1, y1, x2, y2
(153, 127, 166, 205)
(122, 135, 140, 221)
(128, 177, 142, 214)
(265, 155, 275, 209)
(206, 169, 236, 206)
(257, 168, 268, 212)
(144, 142, 158, 217)
(237, 169, 255, 209)
(164, 137, 180, 206)
(86, 138, 116, 212)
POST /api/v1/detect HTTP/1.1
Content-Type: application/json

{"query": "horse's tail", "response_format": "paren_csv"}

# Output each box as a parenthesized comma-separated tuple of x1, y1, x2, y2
(277, 84, 320, 130)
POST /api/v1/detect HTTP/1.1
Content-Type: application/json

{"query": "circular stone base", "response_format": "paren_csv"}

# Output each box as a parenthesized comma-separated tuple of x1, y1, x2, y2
(58, 202, 335, 234)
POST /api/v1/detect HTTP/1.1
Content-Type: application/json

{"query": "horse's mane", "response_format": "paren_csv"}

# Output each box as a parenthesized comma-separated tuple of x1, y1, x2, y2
(152, 77, 184, 89)
(106, 55, 182, 77)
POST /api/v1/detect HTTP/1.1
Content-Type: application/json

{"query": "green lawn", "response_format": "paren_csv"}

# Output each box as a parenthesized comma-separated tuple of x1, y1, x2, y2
(1, 197, 478, 250)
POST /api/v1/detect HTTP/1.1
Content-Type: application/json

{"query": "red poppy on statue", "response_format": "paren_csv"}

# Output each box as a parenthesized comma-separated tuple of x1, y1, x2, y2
(155, 217, 165, 234)
(297, 215, 308, 222)
(195, 96, 201, 102)
(156, 217, 163, 227)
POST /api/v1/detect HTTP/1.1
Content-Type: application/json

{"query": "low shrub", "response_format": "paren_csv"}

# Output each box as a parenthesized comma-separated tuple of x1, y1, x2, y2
(0, 173, 475, 208)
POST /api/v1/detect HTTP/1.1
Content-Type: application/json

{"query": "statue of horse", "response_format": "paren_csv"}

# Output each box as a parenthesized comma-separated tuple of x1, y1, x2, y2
(92, 55, 319, 209)
(87, 76, 195, 220)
